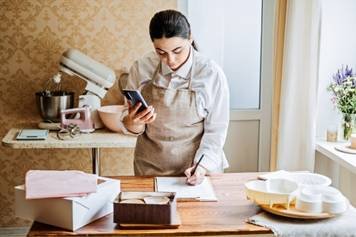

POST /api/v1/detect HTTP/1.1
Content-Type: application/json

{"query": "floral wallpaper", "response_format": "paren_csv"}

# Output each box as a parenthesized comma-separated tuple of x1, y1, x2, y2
(0, 0, 176, 227)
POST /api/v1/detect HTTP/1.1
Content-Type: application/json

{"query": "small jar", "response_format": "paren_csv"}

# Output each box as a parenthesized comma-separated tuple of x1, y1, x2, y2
(350, 134, 356, 149)
(326, 124, 338, 142)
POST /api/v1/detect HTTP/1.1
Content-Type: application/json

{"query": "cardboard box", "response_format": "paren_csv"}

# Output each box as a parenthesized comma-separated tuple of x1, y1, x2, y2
(15, 177, 120, 231)
(114, 191, 177, 225)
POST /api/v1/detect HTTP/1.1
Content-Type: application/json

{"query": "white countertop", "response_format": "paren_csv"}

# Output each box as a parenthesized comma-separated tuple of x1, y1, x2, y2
(316, 138, 356, 174)
(2, 128, 137, 149)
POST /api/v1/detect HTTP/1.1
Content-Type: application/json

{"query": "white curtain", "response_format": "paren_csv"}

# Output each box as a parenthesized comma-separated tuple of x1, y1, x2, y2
(277, 0, 321, 171)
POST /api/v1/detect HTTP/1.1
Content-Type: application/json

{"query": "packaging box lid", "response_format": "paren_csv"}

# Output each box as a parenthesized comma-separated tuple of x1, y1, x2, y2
(15, 177, 120, 231)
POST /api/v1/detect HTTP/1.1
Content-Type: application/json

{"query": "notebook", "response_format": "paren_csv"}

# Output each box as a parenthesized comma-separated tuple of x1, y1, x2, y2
(16, 129, 48, 140)
(155, 177, 217, 202)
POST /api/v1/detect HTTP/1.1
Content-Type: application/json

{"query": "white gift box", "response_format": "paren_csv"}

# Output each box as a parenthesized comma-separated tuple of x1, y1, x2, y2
(15, 177, 120, 231)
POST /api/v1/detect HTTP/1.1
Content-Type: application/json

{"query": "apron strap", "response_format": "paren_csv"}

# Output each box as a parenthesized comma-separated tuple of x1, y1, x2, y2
(152, 63, 161, 85)
(187, 50, 195, 90)
(152, 49, 195, 90)
(187, 72, 193, 90)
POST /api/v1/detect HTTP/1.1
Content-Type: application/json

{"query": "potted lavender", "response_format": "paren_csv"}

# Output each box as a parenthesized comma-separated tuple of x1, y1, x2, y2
(328, 65, 356, 140)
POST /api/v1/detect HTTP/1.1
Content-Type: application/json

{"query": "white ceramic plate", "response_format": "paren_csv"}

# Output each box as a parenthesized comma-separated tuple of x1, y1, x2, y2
(245, 178, 298, 206)
(334, 144, 356, 154)
(286, 173, 331, 187)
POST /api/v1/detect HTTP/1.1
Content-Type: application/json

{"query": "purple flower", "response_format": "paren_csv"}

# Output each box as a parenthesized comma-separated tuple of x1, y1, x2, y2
(333, 65, 353, 85)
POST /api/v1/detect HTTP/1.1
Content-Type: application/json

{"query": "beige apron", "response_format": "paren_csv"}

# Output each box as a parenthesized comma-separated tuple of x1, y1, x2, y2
(134, 53, 204, 176)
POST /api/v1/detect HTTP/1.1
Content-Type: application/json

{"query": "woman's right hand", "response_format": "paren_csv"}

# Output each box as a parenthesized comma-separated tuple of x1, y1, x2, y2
(123, 102, 157, 134)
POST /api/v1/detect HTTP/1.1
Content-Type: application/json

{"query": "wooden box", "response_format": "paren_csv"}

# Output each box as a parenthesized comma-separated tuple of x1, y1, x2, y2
(113, 192, 177, 225)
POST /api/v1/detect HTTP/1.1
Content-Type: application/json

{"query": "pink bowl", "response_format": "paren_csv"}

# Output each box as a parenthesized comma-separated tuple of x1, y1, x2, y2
(97, 105, 127, 132)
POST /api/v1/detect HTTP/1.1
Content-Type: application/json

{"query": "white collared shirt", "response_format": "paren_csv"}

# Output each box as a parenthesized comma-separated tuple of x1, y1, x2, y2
(119, 48, 230, 172)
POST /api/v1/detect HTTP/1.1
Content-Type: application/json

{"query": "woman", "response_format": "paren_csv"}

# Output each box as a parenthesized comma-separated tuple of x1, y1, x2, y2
(119, 9, 229, 185)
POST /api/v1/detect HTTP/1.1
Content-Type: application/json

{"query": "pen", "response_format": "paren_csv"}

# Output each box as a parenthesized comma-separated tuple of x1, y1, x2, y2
(190, 154, 204, 176)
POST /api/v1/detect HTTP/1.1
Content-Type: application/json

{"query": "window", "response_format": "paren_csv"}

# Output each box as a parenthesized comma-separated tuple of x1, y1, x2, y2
(179, 0, 275, 171)
(186, 0, 262, 109)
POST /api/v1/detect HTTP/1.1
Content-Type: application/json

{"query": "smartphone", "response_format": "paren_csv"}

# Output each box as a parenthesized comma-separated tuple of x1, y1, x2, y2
(122, 89, 149, 113)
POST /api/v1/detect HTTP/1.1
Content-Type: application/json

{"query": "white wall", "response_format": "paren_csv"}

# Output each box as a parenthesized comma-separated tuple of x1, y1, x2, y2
(317, 0, 356, 138)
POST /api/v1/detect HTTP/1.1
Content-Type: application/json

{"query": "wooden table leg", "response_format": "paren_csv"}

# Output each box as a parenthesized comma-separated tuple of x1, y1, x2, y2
(92, 147, 100, 175)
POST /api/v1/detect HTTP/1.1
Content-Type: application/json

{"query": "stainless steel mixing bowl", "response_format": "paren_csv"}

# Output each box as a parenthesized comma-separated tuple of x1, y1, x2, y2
(36, 91, 74, 122)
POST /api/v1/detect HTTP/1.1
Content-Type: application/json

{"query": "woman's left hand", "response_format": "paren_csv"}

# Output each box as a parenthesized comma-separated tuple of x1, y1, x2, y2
(184, 165, 207, 185)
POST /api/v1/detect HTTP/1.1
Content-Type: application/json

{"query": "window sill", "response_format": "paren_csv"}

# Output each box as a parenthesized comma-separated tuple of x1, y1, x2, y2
(316, 138, 356, 175)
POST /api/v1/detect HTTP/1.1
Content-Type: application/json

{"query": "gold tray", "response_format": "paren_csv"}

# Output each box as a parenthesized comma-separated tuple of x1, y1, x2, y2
(260, 203, 334, 219)
(334, 144, 356, 154)
(118, 212, 181, 229)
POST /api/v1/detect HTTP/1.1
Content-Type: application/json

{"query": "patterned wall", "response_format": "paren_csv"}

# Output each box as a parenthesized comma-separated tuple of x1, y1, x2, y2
(0, 0, 176, 227)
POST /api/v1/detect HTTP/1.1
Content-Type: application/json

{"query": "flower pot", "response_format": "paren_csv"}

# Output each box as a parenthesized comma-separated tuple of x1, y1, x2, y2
(342, 113, 356, 140)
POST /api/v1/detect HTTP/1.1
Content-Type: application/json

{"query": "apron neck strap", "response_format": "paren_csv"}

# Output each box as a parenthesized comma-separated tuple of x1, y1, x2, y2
(152, 51, 195, 90)
(187, 51, 195, 90)
(152, 63, 161, 85)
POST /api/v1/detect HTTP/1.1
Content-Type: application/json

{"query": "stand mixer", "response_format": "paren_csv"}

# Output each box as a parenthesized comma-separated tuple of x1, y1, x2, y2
(38, 49, 116, 131)
(59, 49, 116, 129)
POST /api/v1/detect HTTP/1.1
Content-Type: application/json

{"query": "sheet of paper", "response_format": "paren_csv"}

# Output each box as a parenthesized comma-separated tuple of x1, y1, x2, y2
(155, 177, 217, 201)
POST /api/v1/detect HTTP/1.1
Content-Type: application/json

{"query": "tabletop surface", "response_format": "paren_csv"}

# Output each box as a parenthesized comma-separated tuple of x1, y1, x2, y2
(27, 173, 271, 236)
(2, 128, 137, 149)
(316, 138, 356, 175)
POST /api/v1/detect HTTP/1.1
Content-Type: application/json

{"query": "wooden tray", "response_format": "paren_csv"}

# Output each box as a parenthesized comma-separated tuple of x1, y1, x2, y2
(335, 144, 356, 154)
(118, 212, 181, 229)
(260, 203, 334, 219)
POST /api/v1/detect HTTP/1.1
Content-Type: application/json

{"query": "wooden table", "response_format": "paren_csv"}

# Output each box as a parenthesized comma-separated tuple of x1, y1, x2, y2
(27, 173, 272, 236)
(2, 128, 137, 175)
